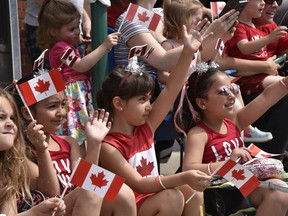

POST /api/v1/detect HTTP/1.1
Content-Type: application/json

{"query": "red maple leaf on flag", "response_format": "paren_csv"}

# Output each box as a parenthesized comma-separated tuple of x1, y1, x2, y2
(232, 169, 246, 181)
(90, 171, 108, 191)
(136, 156, 154, 177)
(34, 79, 50, 95)
(138, 11, 150, 23)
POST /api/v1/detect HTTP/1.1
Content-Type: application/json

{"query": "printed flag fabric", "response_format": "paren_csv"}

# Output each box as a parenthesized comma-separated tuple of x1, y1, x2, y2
(60, 48, 79, 67)
(215, 38, 225, 56)
(17, 68, 65, 106)
(214, 159, 260, 197)
(210, 1, 226, 20)
(70, 158, 125, 202)
(128, 44, 148, 59)
(248, 144, 281, 158)
(125, 3, 161, 32)
(33, 49, 48, 71)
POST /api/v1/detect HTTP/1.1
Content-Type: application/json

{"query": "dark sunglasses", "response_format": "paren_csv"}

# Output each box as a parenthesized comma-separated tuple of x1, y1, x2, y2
(264, 0, 282, 6)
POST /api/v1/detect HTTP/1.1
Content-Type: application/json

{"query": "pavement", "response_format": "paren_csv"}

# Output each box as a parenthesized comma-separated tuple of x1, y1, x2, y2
(159, 140, 183, 175)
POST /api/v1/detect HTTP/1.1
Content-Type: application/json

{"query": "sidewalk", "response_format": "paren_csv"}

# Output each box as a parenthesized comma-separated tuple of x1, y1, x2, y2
(159, 141, 182, 175)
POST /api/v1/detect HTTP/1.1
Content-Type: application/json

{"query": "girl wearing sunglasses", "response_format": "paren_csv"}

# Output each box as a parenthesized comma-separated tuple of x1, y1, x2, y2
(174, 67, 288, 216)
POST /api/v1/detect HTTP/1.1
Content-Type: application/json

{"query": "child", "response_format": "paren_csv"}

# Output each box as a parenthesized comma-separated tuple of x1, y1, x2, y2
(0, 89, 66, 216)
(37, 0, 120, 152)
(161, 0, 272, 143)
(174, 67, 288, 215)
(12, 74, 137, 216)
(225, 0, 288, 96)
(97, 23, 212, 216)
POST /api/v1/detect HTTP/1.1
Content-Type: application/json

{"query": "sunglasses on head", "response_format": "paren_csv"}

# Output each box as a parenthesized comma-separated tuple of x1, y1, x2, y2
(264, 0, 282, 6)
(216, 83, 240, 96)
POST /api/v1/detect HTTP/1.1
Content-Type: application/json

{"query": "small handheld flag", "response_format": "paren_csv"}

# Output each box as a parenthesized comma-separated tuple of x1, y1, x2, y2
(16, 68, 65, 107)
(69, 158, 125, 202)
(248, 144, 281, 158)
(213, 159, 260, 197)
(119, 3, 161, 32)
(33, 49, 48, 71)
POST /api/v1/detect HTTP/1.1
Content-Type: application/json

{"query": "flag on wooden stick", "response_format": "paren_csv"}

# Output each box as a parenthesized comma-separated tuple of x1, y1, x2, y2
(70, 158, 125, 202)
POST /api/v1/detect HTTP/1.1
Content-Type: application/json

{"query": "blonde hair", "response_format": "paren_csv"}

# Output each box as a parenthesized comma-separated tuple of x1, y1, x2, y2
(163, 0, 203, 40)
(37, 0, 81, 49)
(0, 89, 30, 210)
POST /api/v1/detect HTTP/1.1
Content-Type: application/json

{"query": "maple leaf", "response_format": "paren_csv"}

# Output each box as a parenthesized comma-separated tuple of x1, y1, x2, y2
(231, 169, 246, 181)
(34, 79, 50, 95)
(138, 11, 150, 23)
(90, 171, 108, 191)
(136, 156, 154, 177)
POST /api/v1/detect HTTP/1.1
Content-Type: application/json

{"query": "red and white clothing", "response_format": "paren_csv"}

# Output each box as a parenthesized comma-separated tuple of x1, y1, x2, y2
(256, 21, 288, 57)
(225, 22, 269, 95)
(49, 134, 76, 194)
(197, 119, 244, 163)
(103, 123, 158, 209)
(226, 22, 268, 60)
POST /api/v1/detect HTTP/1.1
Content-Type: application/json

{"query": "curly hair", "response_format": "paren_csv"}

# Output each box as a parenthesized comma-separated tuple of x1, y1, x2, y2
(0, 89, 30, 210)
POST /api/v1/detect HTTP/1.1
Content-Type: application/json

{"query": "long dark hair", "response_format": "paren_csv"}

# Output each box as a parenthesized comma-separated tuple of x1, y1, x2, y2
(174, 68, 225, 134)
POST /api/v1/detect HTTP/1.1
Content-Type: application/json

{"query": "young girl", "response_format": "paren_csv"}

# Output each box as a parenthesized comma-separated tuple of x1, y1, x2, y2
(225, 0, 288, 96)
(97, 23, 213, 216)
(37, 0, 120, 151)
(12, 74, 136, 216)
(174, 67, 288, 215)
(0, 89, 66, 216)
(161, 0, 272, 143)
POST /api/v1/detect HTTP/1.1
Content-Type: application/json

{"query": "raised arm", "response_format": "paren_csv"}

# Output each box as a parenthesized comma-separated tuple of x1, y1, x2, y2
(148, 21, 210, 131)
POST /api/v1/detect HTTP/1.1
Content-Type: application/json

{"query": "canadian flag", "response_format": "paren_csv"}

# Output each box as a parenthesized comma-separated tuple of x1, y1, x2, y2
(60, 48, 79, 67)
(214, 159, 260, 197)
(210, 1, 226, 21)
(16, 68, 65, 106)
(124, 3, 161, 32)
(248, 144, 281, 158)
(215, 38, 225, 56)
(33, 49, 48, 71)
(70, 158, 125, 202)
(128, 44, 148, 59)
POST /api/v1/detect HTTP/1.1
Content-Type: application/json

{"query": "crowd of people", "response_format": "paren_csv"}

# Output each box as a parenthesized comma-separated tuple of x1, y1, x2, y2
(1, 0, 288, 215)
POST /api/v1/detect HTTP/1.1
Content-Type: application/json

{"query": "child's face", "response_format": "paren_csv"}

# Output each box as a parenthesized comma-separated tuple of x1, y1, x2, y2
(201, 73, 237, 118)
(243, 0, 266, 18)
(54, 18, 81, 47)
(187, 8, 203, 31)
(258, 1, 279, 24)
(33, 92, 66, 133)
(121, 93, 152, 126)
(0, 97, 17, 151)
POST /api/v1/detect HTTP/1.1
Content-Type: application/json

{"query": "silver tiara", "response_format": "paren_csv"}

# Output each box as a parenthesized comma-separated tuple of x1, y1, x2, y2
(196, 61, 219, 75)
(125, 56, 144, 75)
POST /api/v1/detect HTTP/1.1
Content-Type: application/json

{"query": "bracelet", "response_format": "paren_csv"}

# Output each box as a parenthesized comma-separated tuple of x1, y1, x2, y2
(158, 175, 167, 190)
(207, 162, 213, 175)
(155, 176, 160, 188)
(280, 79, 288, 90)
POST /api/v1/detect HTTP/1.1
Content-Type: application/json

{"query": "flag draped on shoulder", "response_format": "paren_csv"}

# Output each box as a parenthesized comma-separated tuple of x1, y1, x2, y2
(60, 48, 79, 67)
(124, 3, 161, 32)
(248, 144, 281, 158)
(213, 159, 260, 197)
(70, 158, 125, 202)
(16, 68, 65, 106)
